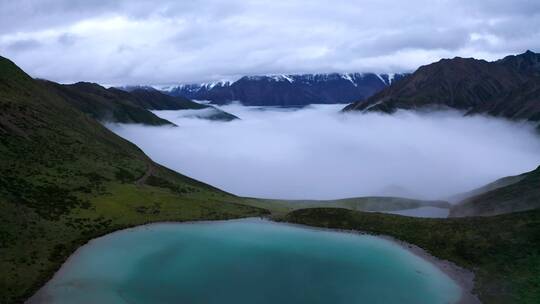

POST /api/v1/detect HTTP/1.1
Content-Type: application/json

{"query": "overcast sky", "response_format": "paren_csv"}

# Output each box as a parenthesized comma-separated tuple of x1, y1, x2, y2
(1, 0, 539, 85)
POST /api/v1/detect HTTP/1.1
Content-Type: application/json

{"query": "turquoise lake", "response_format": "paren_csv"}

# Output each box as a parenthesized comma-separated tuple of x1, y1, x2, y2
(30, 219, 462, 304)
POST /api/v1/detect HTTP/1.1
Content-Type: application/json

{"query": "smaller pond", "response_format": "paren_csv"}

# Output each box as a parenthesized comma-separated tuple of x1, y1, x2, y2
(30, 219, 462, 304)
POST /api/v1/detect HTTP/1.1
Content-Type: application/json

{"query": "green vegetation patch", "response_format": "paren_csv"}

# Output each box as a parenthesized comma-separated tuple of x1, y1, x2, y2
(0, 56, 267, 303)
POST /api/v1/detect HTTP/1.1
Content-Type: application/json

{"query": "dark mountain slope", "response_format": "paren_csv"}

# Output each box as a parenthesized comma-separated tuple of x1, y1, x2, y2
(127, 88, 239, 121)
(450, 166, 540, 217)
(343, 51, 540, 124)
(465, 51, 540, 122)
(344, 56, 526, 112)
(127, 87, 207, 110)
(468, 78, 540, 122)
(498, 50, 540, 76)
(41, 81, 174, 125)
(42, 82, 238, 125)
(0, 56, 266, 303)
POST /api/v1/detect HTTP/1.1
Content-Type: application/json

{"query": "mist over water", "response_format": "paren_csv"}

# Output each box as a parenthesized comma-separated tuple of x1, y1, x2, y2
(108, 104, 540, 200)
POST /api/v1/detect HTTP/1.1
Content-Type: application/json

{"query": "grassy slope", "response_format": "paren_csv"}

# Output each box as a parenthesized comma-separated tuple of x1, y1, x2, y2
(0, 56, 267, 303)
(244, 196, 450, 216)
(284, 208, 540, 304)
(451, 166, 540, 217)
(448, 172, 527, 203)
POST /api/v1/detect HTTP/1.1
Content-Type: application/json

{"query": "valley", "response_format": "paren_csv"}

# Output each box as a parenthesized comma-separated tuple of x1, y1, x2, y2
(1, 49, 540, 304)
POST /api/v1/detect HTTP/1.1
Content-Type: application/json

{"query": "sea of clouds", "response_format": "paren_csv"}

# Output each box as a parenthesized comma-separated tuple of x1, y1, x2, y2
(108, 104, 540, 200)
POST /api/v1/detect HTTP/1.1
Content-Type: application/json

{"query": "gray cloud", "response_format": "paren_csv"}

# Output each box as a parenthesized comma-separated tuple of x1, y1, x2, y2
(108, 105, 540, 200)
(57, 33, 78, 46)
(0, 0, 539, 84)
(6, 39, 42, 52)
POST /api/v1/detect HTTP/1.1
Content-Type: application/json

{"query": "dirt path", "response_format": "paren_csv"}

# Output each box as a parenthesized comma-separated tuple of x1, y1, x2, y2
(135, 160, 155, 186)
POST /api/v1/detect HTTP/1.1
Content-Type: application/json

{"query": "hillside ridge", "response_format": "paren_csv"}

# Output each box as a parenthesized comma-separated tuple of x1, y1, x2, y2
(343, 50, 540, 125)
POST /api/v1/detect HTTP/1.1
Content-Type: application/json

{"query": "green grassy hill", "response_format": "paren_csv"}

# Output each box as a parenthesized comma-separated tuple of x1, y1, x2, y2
(448, 172, 527, 203)
(244, 196, 450, 216)
(450, 166, 540, 217)
(0, 56, 266, 303)
(284, 208, 540, 304)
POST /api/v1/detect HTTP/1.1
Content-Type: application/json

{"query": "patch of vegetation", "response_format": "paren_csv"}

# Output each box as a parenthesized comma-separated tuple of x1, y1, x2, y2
(145, 175, 199, 194)
(115, 167, 138, 183)
(283, 208, 540, 304)
(134, 202, 162, 215)
(242, 196, 450, 216)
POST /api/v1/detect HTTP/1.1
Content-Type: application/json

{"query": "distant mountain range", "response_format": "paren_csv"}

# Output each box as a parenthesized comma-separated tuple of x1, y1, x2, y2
(343, 50, 540, 125)
(154, 72, 408, 106)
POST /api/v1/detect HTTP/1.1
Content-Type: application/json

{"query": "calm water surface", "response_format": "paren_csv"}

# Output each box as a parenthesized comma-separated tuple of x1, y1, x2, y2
(30, 219, 461, 304)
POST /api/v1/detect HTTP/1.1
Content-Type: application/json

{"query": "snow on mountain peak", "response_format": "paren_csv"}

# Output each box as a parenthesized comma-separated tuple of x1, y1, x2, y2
(138, 71, 404, 96)
(281, 75, 294, 83)
(340, 73, 357, 86)
(376, 74, 386, 84)
(203, 80, 232, 89)
(388, 73, 396, 84)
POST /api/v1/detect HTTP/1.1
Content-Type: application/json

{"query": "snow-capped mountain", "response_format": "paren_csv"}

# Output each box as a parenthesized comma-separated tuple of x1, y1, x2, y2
(170, 81, 233, 94)
(163, 72, 408, 106)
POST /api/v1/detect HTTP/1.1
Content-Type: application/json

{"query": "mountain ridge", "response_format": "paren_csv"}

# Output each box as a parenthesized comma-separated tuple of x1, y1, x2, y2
(42, 80, 176, 126)
(121, 87, 239, 121)
(343, 50, 540, 125)
(152, 72, 408, 106)
(41, 81, 238, 124)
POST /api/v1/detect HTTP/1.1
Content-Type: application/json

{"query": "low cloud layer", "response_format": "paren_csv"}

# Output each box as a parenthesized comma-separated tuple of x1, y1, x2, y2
(1, 0, 540, 85)
(109, 105, 540, 200)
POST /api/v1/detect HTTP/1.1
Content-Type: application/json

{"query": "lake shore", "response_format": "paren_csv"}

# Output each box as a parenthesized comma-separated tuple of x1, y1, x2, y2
(29, 217, 479, 304)
(274, 219, 480, 304)
(379, 235, 480, 304)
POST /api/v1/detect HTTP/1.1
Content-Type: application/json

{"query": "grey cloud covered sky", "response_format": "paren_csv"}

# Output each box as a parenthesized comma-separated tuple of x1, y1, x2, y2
(1, 0, 539, 85)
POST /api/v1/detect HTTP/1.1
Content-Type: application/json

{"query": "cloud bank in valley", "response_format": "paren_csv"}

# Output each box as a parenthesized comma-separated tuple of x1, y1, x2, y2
(109, 105, 540, 200)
